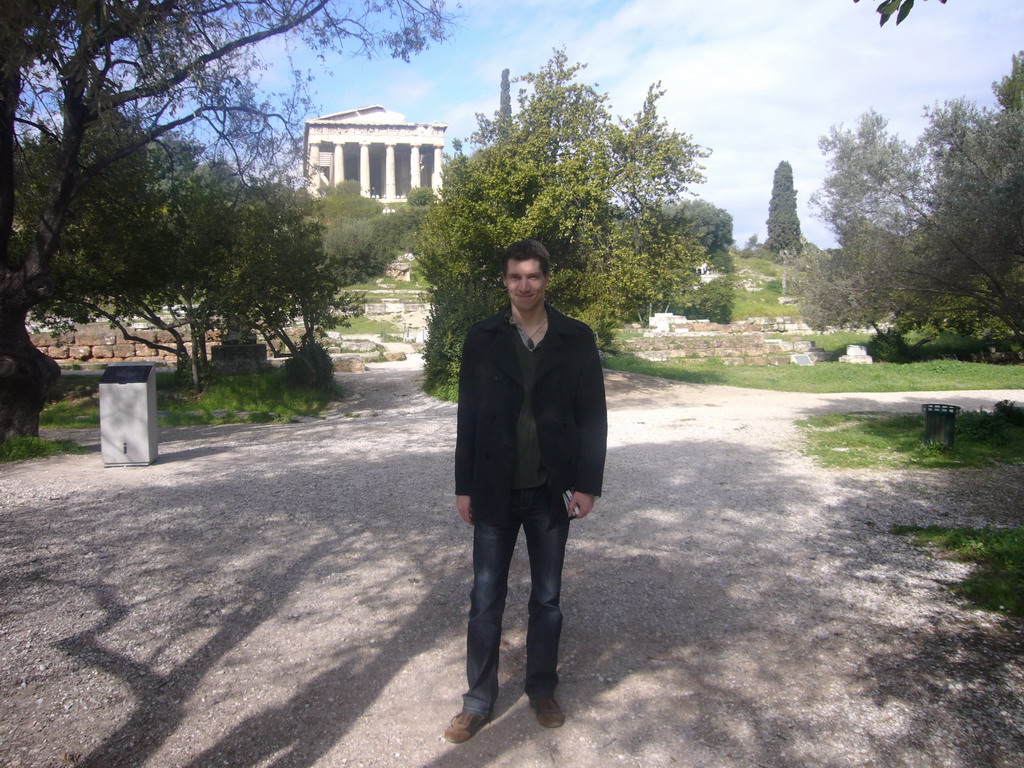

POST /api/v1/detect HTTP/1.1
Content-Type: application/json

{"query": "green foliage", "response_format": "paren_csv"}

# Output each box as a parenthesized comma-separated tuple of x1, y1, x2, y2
(664, 198, 735, 272)
(796, 408, 1024, 469)
(3, 0, 451, 441)
(855, 0, 947, 27)
(994, 399, 1024, 426)
(674, 275, 736, 324)
(406, 186, 435, 207)
(422, 277, 503, 395)
(420, 51, 709, 392)
(808, 95, 1024, 344)
(499, 68, 512, 121)
(38, 154, 355, 392)
(765, 160, 802, 263)
(892, 525, 1024, 617)
(283, 341, 336, 393)
(325, 217, 393, 286)
(0, 436, 87, 463)
(993, 50, 1024, 112)
(39, 369, 337, 426)
(866, 328, 914, 363)
(320, 182, 429, 286)
(604, 355, 1024, 393)
(319, 181, 384, 219)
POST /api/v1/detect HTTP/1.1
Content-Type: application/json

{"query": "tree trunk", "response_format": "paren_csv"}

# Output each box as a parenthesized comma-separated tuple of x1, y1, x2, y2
(0, 302, 61, 441)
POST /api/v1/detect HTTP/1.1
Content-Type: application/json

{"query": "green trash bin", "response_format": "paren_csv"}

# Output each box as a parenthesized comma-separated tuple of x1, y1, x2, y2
(922, 403, 960, 447)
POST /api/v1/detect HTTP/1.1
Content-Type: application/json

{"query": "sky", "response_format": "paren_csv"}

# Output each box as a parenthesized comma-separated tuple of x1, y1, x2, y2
(266, 0, 1024, 248)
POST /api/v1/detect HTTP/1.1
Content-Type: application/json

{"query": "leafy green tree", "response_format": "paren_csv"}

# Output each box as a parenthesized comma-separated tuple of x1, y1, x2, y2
(223, 184, 360, 369)
(39, 142, 235, 391)
(324, 218, 393, 286)
(666, 198, 735, 272)
(420, 52, 708, 391)
(765, 160, 802, 292)
(808, 101, 1024, 345)
(675, 275, 736, 324)
(319, 181, 430, 285)
(41, 152, 355, 391)
(854, 0, 947, 27)
(994, 50, 1024, 111)
(0, 0, 451, 441)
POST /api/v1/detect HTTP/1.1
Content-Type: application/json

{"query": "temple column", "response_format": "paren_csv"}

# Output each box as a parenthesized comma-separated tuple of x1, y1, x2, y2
(432, 145, 444, 191)
(409, 145, 421, 190)
(333, 143, 344, 187)
(306, 141, 319, 191)
(385, 142, 396, 200)
(359, 142, 370, 197)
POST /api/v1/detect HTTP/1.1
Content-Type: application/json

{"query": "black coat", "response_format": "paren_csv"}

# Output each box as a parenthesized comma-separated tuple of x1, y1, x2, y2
(455, 304, 608, 524)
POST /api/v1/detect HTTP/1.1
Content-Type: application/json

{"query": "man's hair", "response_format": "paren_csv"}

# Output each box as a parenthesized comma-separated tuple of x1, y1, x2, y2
(501, 239, 551, 276)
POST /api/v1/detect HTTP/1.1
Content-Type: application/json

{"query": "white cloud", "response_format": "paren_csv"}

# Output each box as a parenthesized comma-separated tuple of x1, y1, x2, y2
(268, 0, 1024, 247)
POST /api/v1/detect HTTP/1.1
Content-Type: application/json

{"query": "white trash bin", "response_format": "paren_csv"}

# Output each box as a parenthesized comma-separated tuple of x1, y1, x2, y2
(99, 363, 158, 466)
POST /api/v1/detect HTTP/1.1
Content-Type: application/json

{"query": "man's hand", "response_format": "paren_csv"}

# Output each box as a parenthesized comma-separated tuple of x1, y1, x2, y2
(569, 491, 595, 520)
(456, 494, 474, 525)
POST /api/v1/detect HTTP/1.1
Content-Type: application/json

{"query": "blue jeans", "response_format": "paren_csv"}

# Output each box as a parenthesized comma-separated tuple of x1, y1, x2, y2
(462, 485, 570, 716)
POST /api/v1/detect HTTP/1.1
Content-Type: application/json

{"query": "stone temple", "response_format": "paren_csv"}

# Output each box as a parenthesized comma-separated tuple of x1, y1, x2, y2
(304, 105, 446, 201)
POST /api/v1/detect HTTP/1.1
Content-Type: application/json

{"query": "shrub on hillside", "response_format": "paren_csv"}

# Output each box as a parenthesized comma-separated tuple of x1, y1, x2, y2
(674, 275, 736, 324)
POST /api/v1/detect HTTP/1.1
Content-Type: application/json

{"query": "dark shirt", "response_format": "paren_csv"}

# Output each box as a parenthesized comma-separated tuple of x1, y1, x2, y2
(510, 319, 547, 489)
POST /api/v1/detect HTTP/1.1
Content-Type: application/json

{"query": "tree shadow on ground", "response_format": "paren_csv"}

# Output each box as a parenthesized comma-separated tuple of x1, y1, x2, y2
(2, 402, 1022, 767)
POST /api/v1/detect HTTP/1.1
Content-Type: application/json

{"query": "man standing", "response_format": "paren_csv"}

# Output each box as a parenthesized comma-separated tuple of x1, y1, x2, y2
(444, 239, 607, 744)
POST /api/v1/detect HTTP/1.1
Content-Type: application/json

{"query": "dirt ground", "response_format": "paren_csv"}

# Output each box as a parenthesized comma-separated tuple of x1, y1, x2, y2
(1, 355, 1022, 768)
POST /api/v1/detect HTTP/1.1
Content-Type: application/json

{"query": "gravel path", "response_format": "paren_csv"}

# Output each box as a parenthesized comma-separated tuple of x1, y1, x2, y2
(1, 356, 1022, 768)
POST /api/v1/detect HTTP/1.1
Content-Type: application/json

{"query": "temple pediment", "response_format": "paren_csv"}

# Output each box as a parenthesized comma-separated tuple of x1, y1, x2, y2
(311, 105, 409, 124)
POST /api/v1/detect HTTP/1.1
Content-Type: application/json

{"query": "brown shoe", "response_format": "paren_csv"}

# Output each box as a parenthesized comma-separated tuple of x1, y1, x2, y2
(529, 696, 566, 728)
(444, 711, 489, 744)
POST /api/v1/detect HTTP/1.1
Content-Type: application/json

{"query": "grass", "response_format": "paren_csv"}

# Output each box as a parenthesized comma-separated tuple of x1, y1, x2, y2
(604, 354, 1024, 393)
(158, 371, 335, 424)
(332, 315, 402, 336)
(795, 410, 1024, 469)
(0, 436, 88, 463)
(39, 369, 337, 431)
(892, 525, 1024, 617)
(731, 255, 799, 320)
(15, 369, 339, 463)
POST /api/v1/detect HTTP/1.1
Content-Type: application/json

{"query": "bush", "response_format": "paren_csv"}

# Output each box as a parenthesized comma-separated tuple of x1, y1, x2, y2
(423, 277, 503, 398)
(284, 341, 335, 392)
(994, 399, 1024, 426)
(957, 410, 1010, 445)
(867, 328, 914, 363)
(674, 275, 736, 324)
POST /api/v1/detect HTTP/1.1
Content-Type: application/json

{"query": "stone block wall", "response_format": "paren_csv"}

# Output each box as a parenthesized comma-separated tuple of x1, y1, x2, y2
(624, 332, 769, 358)
(31, 323, 191, 365)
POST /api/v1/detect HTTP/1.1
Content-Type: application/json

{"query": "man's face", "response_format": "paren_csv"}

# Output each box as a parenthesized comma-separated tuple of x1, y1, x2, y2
(503, 258, 549, 315)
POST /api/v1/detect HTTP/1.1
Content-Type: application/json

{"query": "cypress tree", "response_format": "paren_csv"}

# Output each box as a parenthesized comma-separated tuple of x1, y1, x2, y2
(500, 68, 512, 120)
(765, 160, 802, 292)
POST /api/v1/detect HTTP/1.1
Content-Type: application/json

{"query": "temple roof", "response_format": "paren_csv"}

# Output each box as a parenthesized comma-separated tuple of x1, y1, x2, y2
(310, 105, 409, 124)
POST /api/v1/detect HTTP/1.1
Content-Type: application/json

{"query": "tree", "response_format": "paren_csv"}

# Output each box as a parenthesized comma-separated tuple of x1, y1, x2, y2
(419, 53, 707, 392)
(500, 68, 512, 121)
(1, 0, 451, 441)
(223, 184, 360, 368)
(39, 152, 357, 391)
(765, 160, 802, 293)
(994, 50, 1024, 112)
(665, 198, 735, 272)
(808, 101, 1024, 345)
(853, 0, 947, 27)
